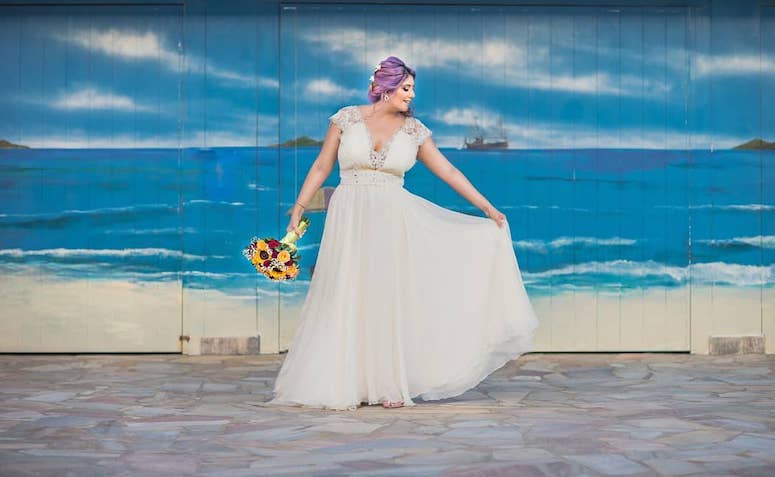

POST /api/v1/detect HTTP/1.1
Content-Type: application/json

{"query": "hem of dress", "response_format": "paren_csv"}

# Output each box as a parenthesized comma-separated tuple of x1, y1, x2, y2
(265, 319, 538, 411)
(411, 319, 539, 403)
(265, 395, 418, 412)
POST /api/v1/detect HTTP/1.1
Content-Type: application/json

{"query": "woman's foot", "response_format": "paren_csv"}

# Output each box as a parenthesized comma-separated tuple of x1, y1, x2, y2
(381, 400, 404, 408)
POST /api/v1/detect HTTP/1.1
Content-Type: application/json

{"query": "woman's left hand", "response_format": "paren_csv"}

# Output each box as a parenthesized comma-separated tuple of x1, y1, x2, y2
(484, 205, 507, 228)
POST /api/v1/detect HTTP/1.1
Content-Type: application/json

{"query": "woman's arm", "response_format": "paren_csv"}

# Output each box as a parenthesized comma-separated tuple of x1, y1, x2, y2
(416, 137, 501, 219)
(287, 122, 340, 234)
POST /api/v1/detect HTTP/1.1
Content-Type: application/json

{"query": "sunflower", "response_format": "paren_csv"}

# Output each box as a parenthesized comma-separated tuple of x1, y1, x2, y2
(256, 240, 269, 251)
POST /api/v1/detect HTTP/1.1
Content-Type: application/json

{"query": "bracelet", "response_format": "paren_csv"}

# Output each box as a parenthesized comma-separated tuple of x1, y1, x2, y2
(295, 201, 307, 209)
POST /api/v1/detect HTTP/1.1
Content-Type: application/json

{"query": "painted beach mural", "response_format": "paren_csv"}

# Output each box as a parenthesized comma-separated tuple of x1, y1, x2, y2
(0, 2, 773, 353)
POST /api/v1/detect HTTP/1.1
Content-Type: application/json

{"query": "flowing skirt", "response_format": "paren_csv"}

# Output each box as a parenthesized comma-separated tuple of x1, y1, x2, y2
(268, 168, 539, 411)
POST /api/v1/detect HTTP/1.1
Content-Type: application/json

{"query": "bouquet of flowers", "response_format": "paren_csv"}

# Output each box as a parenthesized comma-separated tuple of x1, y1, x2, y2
(243, 216, 310, 281)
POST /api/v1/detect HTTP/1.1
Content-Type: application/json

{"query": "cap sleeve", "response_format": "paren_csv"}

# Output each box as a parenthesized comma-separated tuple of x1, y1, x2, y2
(328, 105, 358, 132)
(409, 116, 432, 147)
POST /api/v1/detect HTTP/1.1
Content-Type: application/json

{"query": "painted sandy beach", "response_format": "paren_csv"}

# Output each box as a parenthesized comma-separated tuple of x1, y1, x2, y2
(1, 263, 771, 354)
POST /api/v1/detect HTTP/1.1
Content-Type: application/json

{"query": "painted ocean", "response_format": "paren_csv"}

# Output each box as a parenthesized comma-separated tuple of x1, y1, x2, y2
(1, 147, 773, 301)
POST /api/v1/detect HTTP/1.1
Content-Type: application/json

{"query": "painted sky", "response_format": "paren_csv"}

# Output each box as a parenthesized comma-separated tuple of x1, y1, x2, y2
(0, 3, 773, 149)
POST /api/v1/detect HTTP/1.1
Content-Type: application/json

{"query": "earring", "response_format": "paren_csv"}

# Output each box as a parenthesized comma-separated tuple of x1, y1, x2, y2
(382, 93, 390, 102)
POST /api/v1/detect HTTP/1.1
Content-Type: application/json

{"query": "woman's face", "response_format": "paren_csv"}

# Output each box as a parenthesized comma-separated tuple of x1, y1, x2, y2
(390, 76, 415, 111)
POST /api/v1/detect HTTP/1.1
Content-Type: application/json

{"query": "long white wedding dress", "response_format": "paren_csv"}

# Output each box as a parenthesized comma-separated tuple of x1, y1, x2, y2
(267, 105, 539, 411)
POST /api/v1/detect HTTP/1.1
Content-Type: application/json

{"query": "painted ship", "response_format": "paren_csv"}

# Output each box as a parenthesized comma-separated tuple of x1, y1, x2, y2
(463, 115, 508, 150)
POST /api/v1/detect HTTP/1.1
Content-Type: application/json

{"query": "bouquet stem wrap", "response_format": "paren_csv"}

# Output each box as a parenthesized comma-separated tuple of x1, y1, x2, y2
(279, 217, 310, 253)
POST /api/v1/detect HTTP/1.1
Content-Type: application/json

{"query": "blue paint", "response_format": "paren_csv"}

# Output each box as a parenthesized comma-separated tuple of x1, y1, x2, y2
(1, 146, 772, 299)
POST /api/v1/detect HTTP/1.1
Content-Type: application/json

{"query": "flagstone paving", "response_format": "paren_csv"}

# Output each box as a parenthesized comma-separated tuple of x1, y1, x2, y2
(1, 352, 774, 476)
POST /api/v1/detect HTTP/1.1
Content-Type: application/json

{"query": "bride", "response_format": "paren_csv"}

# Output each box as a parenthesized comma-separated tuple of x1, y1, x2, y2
(268, 56, 539, 411)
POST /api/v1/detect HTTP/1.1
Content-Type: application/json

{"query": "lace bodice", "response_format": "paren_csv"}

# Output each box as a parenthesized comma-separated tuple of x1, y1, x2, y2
(329, 105, 432, 177)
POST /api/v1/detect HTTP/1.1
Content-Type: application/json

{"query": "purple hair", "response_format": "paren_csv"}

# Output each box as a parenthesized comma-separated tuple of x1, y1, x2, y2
(368, 56, 416, 116)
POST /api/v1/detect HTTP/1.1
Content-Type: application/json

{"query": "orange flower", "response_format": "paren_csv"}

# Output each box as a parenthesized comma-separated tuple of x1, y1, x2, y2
(243, 216, 310, 282)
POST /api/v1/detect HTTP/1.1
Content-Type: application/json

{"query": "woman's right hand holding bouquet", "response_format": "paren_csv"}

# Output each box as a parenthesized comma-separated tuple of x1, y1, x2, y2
(288, 201, 307, 238)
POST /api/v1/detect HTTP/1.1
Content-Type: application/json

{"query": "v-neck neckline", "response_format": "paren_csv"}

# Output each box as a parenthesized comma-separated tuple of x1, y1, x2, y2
(356, 105, 408, 154)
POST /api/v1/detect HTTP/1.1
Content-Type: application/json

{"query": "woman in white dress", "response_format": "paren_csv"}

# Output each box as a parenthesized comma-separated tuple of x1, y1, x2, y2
(268, 56, 539, 411)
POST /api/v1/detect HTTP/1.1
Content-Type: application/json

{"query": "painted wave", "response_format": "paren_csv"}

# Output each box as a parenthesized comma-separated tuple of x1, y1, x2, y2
(0, 263, 306, 299)
(0, 199, 250, 228)
(247, 181, 275, 191)
(522, 259, 773, 288)
(101, 227, 236, 236)
(0, 203, 177, 227)
(655, 203, 775, 212)
(185, 199, 245, 206)
(103, 227, 198, 235)
(0, 247, 226, 261)
(500, 204, 591, 212)
(514, 236, 637, 254)
(440, 203, 591, 213)
(697, 235, 775, 249)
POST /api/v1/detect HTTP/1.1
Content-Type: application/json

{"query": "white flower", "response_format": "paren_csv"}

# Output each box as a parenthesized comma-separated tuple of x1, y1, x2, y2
(369, 75, 375, 83)
(374, 62, 381, 72)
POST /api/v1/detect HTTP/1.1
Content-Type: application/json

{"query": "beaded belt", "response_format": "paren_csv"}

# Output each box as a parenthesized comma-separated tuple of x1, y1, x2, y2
(339, 168, 404, 186)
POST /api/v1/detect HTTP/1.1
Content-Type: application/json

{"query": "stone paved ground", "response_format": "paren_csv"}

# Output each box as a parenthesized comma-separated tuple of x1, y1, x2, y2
(1, 352, 774, 476)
